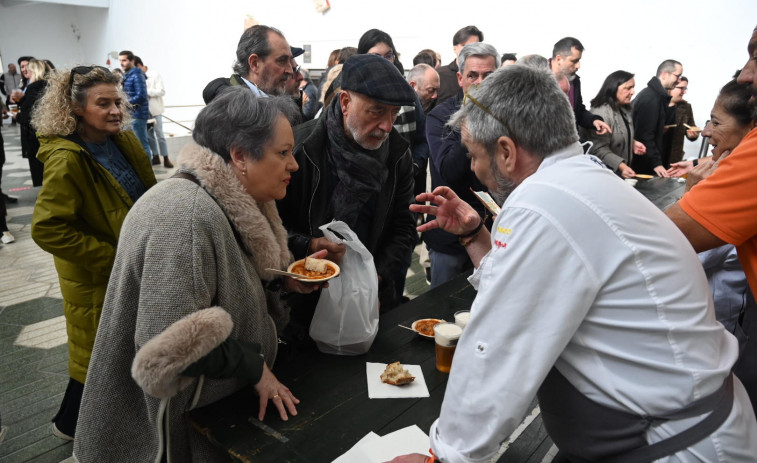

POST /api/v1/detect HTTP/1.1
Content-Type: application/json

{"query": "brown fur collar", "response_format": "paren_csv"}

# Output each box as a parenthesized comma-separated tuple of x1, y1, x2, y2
(132, 307, 232, 399)
(176, 141, 292, 281)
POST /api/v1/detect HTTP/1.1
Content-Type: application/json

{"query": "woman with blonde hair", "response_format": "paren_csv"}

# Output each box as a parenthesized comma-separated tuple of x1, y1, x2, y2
(30, 66, 156, 439)
(10, 58, 48, 185)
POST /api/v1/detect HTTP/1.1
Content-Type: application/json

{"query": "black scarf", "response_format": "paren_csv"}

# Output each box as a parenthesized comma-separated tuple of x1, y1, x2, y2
(324, 97, 389, 229)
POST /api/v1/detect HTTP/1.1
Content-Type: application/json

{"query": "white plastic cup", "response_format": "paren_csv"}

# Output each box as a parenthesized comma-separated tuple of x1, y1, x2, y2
(454, 310, 470, 329)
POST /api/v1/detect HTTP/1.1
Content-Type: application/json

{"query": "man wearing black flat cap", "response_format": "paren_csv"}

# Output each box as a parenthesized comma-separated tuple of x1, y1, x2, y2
(277, 54, 417, 345)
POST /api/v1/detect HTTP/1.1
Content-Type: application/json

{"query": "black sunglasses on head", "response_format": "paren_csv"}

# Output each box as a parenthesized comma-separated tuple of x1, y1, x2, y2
(68, 65, 112, 90)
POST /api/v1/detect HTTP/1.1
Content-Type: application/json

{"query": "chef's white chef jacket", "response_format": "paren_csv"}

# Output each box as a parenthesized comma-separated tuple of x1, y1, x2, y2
(429, 143, 757, 463)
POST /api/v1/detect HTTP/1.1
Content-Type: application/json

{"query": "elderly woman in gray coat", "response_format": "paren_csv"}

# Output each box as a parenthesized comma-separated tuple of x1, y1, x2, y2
(584, 70, 647, 178)
(74, 87, 322, 462)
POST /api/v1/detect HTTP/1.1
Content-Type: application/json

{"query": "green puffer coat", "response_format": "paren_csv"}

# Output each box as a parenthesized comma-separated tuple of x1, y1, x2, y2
(31, 132, 157, 383)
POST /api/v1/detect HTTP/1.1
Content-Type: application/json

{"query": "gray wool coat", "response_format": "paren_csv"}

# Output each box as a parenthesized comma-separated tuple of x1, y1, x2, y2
(584, 103, 635, 173)
(74, 141, 292, 463)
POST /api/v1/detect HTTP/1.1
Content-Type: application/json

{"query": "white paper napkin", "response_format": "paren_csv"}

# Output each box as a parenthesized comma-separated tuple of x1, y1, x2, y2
(332, 432, 379, 463)
(332, 426, 431, 463)
(366, 362, 430, 399)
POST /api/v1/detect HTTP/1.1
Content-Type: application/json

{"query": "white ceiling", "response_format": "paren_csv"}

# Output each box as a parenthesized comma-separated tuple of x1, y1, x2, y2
(0, 0, 108, 8)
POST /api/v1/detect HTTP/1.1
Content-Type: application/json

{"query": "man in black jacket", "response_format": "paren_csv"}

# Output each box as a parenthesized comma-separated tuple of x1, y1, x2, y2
(436, 25, 484, 105)
(550, 37, 611, 136)
(276, 54, 417, 345)
(632, 59, 683, 177)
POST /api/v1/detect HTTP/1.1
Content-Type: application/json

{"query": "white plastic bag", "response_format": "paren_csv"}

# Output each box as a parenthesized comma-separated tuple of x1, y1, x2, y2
(309, 221, 379, 355)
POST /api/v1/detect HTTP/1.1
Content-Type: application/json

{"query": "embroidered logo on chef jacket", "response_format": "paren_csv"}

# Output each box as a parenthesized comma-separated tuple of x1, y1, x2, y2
(493, 226, 510, 249)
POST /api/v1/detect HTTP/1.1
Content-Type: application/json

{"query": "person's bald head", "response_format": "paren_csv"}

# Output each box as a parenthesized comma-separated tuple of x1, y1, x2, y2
(407, 64, 440, 110)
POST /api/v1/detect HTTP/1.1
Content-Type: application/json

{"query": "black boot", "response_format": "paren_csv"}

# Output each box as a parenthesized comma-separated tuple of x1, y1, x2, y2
(151, 155, 161, 165)
(51, 378, 84, 440)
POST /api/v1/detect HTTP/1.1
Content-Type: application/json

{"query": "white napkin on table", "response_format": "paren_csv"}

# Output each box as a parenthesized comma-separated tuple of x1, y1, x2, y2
(366, 362, 430, 399)
(333, 425, 431, 463)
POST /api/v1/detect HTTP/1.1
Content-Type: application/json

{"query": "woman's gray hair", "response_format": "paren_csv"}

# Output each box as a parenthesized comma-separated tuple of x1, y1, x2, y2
(448, 64, 578, 159)
(192, 86, 300, 163)
(457, 43, 500, 74)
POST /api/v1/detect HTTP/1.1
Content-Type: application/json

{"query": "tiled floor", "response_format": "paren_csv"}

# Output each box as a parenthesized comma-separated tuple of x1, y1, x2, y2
(0, 122, 430, 462)
(0, 124, 188, 463)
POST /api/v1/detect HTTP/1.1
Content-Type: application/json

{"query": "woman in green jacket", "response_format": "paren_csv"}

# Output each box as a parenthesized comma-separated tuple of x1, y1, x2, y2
(30, 66, 157, 440)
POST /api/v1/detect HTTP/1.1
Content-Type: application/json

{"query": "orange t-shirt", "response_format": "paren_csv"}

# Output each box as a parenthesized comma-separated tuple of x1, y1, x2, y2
(679, 127, 757, 294)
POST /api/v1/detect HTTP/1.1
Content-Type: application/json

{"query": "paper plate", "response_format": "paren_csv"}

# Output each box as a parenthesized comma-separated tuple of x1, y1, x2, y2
(286, 259, 340, 283)
(411, 319, 445, 339)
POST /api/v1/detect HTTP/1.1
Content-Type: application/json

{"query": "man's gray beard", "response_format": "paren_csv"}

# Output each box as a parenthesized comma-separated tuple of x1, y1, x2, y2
(565, 72, 577, 82)
(490, 164, 516, 205)
(266, 86, 286, 96)
(345, 113, 387, 151)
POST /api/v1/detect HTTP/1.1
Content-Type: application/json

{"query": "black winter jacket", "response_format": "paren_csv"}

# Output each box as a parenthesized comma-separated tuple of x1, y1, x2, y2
(631, 77, 672, 174)
(276, 115, 416, 287)
(571, 75, 603, 131)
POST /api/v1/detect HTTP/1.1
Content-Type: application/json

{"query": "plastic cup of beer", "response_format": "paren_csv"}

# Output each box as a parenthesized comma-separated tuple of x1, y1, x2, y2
(8, 104, 18, 116)
(454, 310, 470, 329)
(434, 322, 462, 373)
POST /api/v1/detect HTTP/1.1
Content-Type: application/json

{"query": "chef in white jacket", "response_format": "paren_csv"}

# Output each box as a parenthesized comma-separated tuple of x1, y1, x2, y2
(390, 65, 757, 463)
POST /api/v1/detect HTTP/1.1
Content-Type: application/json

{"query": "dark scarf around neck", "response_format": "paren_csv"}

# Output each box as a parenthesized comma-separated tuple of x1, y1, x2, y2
(324, 97, 389, 228)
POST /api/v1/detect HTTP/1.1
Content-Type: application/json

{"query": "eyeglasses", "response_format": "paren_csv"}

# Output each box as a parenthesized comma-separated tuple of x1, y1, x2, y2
(463, 86, 518, 145)
(675, 86, 688, 92)
(371, 51, 395, 62)
(68, 65, 111, 90)
(670, 72, 682, 80)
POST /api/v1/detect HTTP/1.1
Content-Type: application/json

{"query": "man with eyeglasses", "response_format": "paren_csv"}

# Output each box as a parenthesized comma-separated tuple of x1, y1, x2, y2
(423, 42, 497, 289)
(663, 76, 699, 165)
(391, 62, 757, 463)
(284, 47, 308, 117)
(631, 59, 684, 177)
(202, 25, 293, 103)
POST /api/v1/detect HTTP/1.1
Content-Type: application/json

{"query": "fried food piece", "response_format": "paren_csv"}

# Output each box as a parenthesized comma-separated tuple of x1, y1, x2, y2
(380, 361, 415, 385)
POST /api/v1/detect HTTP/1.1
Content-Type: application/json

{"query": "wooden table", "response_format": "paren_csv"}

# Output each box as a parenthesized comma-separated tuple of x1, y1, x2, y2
(186, 177, 685, 462)
(188, 275, 496, 462)
(634, 176, 686, 211)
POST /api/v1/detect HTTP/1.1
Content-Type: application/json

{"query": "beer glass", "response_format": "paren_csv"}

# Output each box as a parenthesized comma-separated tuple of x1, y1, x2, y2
(434, 322, 462, 373)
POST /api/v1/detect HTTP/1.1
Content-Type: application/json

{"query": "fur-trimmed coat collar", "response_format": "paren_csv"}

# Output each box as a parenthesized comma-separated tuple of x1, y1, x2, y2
(176, 141, 292, 280)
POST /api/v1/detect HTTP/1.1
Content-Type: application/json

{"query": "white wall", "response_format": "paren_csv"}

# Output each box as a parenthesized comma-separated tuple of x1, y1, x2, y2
(1, 0, 756, 155)
(0, 2, 107, 70)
